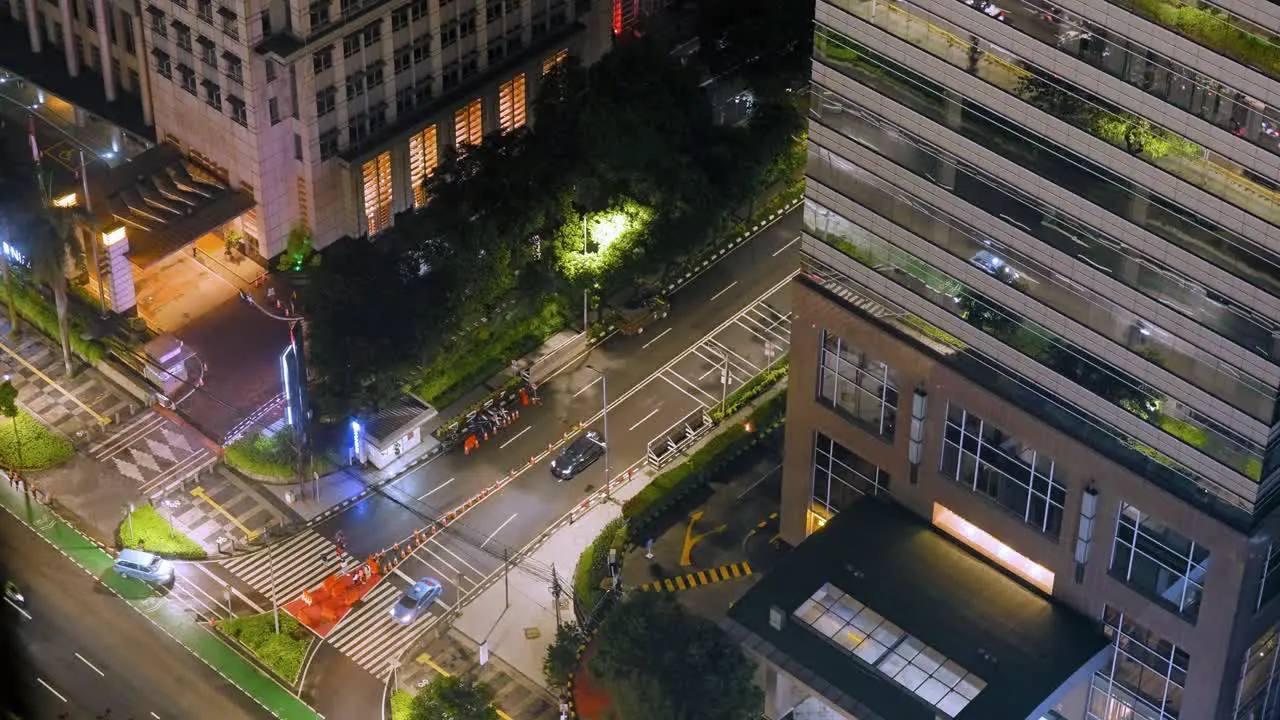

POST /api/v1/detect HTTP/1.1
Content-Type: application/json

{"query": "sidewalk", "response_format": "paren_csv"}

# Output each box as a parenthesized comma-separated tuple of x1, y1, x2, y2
(0, 472, 322, 719)
(444, 466, 654, 694)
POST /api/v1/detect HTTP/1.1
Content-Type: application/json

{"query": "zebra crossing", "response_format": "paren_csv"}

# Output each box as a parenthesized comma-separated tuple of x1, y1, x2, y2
(326, 578, 445, 676)
(220, 529, 341, 603)
(89, 409, 219, 500)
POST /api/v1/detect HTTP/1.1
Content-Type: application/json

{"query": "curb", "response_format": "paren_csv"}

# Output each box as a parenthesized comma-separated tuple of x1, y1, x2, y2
(662, 198, 801, 297)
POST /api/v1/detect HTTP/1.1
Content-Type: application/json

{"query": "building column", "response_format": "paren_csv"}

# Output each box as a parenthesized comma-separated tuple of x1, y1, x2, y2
(935, 90, 965, 190)
(25, 0, 43, 53)
(59, 0, 77, 76)
(93, 0, 115, 101)
(1127, 187, 1150, 227)
(131, 11, 153, 125)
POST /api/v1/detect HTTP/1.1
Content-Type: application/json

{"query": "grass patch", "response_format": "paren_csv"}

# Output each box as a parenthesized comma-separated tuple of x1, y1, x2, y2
(0, 411, 73, 469)
(117, 504, 207, 559)
(573, 517, 628, 616)
(390, 690, 415, 720)
(11, 281, 106, 364)
(407, 297, 566, 408)
(216, 612, 311, 684)
(225, 431, 331, 479)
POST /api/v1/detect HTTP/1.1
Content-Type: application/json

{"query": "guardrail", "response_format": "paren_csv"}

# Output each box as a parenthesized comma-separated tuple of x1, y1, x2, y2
(645, 408, 714, 469)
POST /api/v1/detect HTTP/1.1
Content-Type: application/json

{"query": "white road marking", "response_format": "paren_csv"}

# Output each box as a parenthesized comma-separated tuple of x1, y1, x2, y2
(573, 377, 601, 398)
(417, 478, 455, 501)
(151, 713, 161, 719)
(659, 373, 711, 408)
(5, 596, 30, 620)
(480, 514, 518, 549)
(641, 328, 672, 349)
(709, 281, 739, 302)
(430, 540, 485, 577)
(37, 678, 66, 702)
(772, 236, 800, 256)
(629, 407, 663, 431)
(393, 567, 415, 584)
(187, 562, 266, 613)
(75, 652, 105, 677)
(498, 425, 533, 450)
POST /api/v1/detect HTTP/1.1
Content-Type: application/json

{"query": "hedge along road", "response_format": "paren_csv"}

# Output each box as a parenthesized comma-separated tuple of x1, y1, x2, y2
(0, 476, 323, 720)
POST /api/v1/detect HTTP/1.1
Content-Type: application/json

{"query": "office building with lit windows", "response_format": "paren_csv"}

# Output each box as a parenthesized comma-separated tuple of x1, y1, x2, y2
(748, 0, 1280, 717)
(3, 0, 609, 262)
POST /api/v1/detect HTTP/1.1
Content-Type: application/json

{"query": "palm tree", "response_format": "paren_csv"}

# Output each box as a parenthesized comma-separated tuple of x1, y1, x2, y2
(28, 210, 75, 378)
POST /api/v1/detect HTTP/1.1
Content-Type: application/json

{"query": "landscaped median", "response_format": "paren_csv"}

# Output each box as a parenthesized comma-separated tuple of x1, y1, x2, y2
(0, 474, 321, 720)
(118, 503, 207, 559)
(215, 612, 313, 685)
(224, 431, 335, 482)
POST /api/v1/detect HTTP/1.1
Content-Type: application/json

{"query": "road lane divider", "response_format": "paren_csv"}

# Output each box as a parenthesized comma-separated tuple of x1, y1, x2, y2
(75, 652, 105, 676)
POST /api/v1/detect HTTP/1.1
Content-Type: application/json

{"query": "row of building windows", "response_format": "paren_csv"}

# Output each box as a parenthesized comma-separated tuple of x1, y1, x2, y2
(815, 329, 1212, 626)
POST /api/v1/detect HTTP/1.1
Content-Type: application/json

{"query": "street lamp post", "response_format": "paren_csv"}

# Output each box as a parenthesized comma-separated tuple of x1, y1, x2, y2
(237, 292, 313, 501)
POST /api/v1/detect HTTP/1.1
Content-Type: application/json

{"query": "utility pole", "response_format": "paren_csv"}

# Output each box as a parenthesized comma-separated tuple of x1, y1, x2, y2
(601, 373, 610, 501)
(503, 547, 510, 609)
(550, 565, 562, 630)
(720, 355, 729, 417)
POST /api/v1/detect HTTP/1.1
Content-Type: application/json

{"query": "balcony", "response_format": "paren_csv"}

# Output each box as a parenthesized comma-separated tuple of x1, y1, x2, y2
(812, 24, 1280, 299)
(819, 0, 1280, 232)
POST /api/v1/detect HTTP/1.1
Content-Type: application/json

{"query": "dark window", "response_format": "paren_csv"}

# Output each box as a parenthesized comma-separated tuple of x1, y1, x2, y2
(268, 97, 280, 125)
(318, 129, 339, 159)
(227, 95, 246, 126)
(312, 46, 333, 73)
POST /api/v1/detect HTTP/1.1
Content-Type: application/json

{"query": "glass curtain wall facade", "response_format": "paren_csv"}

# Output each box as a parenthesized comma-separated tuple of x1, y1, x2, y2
(802, 0, 1280, 716)
(806, 0, 1280, 524)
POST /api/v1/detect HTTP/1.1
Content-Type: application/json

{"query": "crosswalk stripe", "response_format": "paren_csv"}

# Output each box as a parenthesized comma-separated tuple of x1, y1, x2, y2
(221, 530, 338, 599)
(327, 582, 439, 673)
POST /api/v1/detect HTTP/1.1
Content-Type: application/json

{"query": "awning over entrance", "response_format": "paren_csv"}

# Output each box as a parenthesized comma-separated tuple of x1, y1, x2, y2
(88, 144, 254, 268)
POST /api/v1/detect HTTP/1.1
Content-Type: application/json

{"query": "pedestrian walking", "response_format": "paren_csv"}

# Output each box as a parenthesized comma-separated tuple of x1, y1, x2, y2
(266, 286, 276, 300)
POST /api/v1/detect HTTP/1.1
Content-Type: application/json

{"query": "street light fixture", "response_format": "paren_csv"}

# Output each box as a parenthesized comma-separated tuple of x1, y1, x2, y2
(237, 291, 313, 501)
(584, 366, 610, 501)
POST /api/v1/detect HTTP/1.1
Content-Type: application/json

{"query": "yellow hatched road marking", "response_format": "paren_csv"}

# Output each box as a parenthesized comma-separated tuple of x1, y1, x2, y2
(742, 561, 753, 575)
(697, 571, 709, 585)
(190, 486, 261, 540)
(664, 578, 675, 592)
(675, 576, 687, 590)
(729, 564, 741, 578)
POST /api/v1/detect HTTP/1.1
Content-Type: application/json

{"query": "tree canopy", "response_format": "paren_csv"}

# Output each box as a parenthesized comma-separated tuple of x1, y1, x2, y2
(406, 675, 499, 720)
(592, 593, 762, 720)
(306, 20, 808, 417)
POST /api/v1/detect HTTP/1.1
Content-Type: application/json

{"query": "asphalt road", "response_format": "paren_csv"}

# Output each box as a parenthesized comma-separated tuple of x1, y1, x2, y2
(199, 205, 800, 715)
(0, 511, 268, 720)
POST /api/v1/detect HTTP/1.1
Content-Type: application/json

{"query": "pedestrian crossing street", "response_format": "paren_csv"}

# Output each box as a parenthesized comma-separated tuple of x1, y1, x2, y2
(327, 577, 444, 676)
(221, 529, 341, 604)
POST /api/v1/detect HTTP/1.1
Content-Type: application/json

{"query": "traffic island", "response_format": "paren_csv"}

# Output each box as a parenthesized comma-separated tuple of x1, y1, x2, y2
(283, 565, 384, 637)
(0, 410, 73, 469)
(117, 503, 208, 559)
(215, 612, 313, 685)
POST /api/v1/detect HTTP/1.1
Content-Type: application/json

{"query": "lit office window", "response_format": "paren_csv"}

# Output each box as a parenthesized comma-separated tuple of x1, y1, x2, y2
(408, 125, 438, 209)
(811, 432, 889, 525)
(1109, 503, 1209, 623)
(361, 151, 392, 236)
(1087, 605, 1189, 720)
(1234, 624, 1280, 720)
(498, 73, 527, 132)
(454, 98, 483, 148)
(940, 404, 1066, 537)
(818, 330, 898, 440)
(542, 48, 568, 75)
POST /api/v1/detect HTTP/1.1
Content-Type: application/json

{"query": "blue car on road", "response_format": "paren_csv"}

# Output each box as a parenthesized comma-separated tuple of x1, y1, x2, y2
(390, 577, 443, 624)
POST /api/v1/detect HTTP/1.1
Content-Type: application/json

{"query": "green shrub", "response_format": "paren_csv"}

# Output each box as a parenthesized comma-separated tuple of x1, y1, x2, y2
(543, 622, 587, 688)
(11, 281, 105, 364)
(216, 612, 311, 683)
(1157, 414, 1209, 448)
(390, 690, 415, 720)
(1132, 0, 1280, 75)
(573, 517, 628, 615)
(0, 410, 73, 469)
(117, 504, 207, 559)
(711, 358, 788, 422)
(408, 297, 565, 407)
(1243, 457, 1263, 482)
(901, 315, 967, 350)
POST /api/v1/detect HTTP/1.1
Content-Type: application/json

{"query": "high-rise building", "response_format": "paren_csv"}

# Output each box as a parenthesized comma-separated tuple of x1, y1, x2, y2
(764, 0, 1280, 717)
(2, 0, 610, 260)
